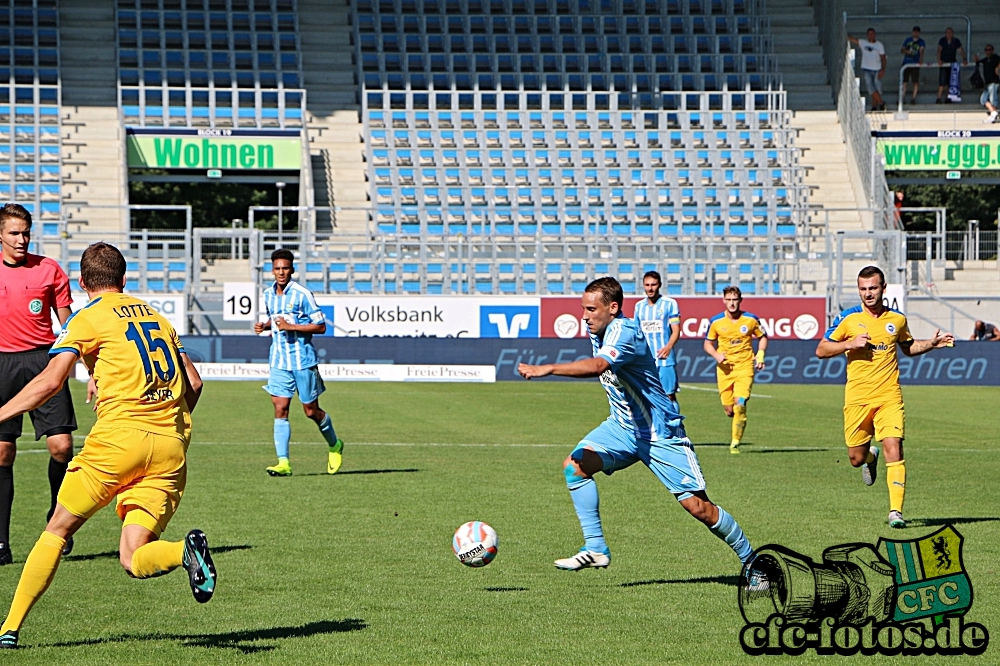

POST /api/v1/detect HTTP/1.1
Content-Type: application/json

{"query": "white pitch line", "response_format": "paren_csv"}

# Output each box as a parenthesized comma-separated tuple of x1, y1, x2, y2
(680, 384, 773, 398)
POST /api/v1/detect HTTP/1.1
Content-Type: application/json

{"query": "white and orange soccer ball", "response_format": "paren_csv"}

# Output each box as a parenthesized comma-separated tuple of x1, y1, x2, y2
(452, 521, 498, 568)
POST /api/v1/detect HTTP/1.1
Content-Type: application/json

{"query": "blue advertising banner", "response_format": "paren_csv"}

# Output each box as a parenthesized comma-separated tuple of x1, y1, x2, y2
(179, 337, 1000, 386)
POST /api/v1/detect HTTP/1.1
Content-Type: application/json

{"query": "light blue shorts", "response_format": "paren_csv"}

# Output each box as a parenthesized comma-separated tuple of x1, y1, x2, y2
(658, 365, 679, 395)
(263, 367, 325, 404)
(574, 419, 706, 500)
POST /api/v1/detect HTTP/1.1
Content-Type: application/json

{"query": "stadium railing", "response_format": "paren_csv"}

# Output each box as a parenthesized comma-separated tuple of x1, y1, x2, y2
(812, 0, 892, 225)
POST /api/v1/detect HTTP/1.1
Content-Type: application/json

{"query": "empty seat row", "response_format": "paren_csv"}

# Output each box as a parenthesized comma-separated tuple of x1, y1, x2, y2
(355, 32, 771, 56)
(357, 14, 766, 37)
(360, 52, 774, 76)
(364, 72, 781, 93)
(369, 206, 799, 238)
(368, 108, 789, 132)
(368, 145, 798, 171)
(355, 0, 760, 18)
(372, 166, 799, 189)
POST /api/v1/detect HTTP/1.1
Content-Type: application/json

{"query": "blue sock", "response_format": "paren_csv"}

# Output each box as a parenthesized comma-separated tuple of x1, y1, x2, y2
(565, 469, 608, 555)
(318, 414, 338, 448)
(710, 505, 753, 563)
(274, 418, 290, 460)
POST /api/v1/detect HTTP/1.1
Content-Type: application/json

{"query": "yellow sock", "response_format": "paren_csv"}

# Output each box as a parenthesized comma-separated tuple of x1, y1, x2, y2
(1, 531, 65, 633)
(731, 404, 747, 444)
(886, 460, 906, 513)
(130, 540, 185, 579)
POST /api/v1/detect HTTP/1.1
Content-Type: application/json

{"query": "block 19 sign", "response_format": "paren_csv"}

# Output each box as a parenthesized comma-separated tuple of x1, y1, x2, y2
(223, 282, 257, 321)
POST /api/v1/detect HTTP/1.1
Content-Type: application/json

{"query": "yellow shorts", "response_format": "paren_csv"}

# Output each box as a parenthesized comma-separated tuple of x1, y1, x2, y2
(58, 425, 188, 536)
(843, 401, 905, 448)
(717, 370, 754, 407)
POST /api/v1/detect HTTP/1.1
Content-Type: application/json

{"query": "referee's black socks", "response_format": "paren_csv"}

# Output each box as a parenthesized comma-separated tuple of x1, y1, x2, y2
(46, 458, 68, 521)
(0, 465, 12, 545)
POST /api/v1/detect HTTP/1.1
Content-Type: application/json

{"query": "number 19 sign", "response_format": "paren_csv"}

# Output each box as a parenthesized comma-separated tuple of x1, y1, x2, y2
(223, 282, 257, 322)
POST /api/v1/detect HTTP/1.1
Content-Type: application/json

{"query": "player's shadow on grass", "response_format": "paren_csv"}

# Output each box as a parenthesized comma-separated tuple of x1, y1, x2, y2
(906, 517, 1000, 528)
(620, 575, 741, 588)
(63, 544, 252, 563)
(49, 618, 366, 654)
(296, 468, 420, 477)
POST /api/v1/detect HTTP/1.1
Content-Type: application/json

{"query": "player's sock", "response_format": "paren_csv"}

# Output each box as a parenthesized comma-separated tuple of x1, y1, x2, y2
(130, 539, 185, 579)
(864, 449, 876, 465)
(0, 531, 65, 633)
(565, 470, 608, 555)
(273, 418, 291, 460)
(886, 460, 906, 513)
(317, 414, 338, 448)
(46, 458, 67, 519)
(709, 506, 753, 563)
(731, 401, 747, 444)
(0, 466, 12, 545)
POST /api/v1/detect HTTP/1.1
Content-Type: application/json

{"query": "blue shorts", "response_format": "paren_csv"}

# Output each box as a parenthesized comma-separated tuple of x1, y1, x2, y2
(263, 367, 325, 404)
(658, 365, 679, 395)
(574, 419, 706, 500)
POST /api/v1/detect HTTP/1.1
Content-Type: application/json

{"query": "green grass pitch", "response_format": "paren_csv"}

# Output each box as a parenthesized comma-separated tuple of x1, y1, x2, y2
(1, 380, 998, 664)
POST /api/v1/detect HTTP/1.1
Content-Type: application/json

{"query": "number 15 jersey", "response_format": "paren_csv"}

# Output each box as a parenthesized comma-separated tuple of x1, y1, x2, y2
(51, 292, 191, 441)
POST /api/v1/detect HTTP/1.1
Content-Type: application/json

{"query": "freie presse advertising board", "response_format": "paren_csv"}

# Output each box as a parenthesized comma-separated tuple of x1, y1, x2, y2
(309, 296, 827, 340)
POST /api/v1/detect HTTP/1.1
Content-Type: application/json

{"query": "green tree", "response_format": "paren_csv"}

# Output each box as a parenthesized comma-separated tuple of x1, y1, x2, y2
(128, 176, 300, 230)
(892, 181, 1000, 231)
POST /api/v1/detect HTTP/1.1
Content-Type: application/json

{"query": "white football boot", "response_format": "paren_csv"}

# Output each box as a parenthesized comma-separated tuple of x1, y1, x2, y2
(554, 549, 610, 571)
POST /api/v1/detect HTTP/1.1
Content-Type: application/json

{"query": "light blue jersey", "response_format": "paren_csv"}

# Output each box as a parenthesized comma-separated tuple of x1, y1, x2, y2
(591, 315, 684, 441)
(633, 296, 680, 368)
(262, 280, 326, 371)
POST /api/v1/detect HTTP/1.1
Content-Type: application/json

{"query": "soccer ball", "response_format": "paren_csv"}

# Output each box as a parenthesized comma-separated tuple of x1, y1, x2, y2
(452, 521, 498, 568)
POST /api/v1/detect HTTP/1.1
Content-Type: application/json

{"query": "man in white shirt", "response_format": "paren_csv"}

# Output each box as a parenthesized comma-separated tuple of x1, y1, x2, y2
(850, 29, 887, 111)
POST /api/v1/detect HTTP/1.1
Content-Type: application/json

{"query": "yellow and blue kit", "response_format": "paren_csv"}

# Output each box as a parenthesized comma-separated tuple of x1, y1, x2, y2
(824, 305, 913, 447)
(50, 292, 191, 534)
(706, 311, 765, 406)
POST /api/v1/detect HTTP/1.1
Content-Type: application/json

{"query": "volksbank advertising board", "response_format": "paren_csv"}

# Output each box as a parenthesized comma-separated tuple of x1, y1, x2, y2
(126, 128, 301, 170)
(875, 130, 1000, 171)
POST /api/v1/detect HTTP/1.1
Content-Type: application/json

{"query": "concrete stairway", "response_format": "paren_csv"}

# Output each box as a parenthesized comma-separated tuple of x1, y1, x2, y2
(298, 0, 369, 237)
(793, 110, 870, 293)
(59, 0, 125, 234)
(764, 0, 835, 110)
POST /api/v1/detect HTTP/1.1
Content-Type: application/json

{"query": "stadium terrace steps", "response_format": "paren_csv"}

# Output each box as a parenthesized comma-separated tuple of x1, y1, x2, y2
(59, 0, 127, 234)
(300, 0, 370, 236)
(763, 0, 834, 110)
(793, 110, 869, 294)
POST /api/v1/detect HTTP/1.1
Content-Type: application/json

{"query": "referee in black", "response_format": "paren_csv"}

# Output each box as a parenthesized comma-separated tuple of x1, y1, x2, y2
(0, 204, 78, 562)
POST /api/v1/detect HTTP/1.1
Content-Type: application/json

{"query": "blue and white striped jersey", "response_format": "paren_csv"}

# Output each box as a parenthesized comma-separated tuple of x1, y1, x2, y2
(262, 280, 326, 371)
(633, 296, 681, 368)
(591, 316, 685, 441)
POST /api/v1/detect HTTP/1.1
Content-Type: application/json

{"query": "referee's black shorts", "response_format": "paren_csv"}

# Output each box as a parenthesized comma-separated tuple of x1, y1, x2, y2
(0, 347, 77, 442)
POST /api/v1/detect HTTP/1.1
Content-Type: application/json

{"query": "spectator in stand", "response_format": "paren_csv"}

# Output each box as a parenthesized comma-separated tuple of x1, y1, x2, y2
(971, 321, 1000, 341)
(974, 44, 1000, 123)
(849, 29, 887, 111)
(936, 28, 967, 104)
(900, 27, 925, 105)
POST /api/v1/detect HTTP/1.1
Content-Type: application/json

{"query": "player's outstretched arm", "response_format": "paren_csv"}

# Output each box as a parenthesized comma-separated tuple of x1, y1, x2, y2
(518, 356, 610, 380)
(0, 352, 77, 425)
(180, 352, 204, 412)
(900, 329, 955, 357)
(754, 333, 769, 369)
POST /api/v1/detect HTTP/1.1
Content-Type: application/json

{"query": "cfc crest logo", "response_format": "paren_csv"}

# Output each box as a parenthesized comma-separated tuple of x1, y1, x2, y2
(886, 323, 897, 334)
(28, 298, 43, 315)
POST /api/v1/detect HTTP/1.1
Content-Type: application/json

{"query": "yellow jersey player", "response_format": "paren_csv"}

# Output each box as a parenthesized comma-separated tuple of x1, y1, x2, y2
(816, 266, 953, 529)
(703, 286, 768, 454)
(0, 243, 216, 649)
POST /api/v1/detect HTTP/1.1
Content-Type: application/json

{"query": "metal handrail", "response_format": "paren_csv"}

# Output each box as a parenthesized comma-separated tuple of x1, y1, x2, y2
(896, 62, 977, 116)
